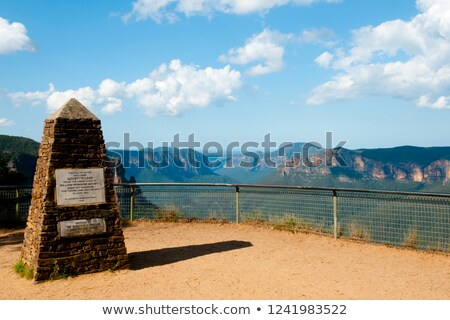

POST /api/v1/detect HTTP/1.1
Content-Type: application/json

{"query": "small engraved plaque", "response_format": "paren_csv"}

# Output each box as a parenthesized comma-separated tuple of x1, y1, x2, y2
(58, 218, 106, 237)
(56, 168, 105, 206)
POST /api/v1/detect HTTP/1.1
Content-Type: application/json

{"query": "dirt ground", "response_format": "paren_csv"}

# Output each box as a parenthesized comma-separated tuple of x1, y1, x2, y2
(0, 221, 449, 300)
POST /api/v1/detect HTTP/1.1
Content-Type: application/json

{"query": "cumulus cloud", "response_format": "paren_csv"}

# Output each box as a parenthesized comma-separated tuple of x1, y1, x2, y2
(46, 87, 99, 113)
(122, 0, 177, 23)
(124, 59, 242, 116)
(308, 0, 450, 109)
(220, 29, 292, 76)
(9, 84, 55, 107)
(123, 0, 341, 23)
(0, 17, 35, 54)
(315, 51, 334, 68)
(300, 28, 336, 47)
(0, 118, 14, 126)
(5, 60, 242, 116)
(220, 27, 337, 76)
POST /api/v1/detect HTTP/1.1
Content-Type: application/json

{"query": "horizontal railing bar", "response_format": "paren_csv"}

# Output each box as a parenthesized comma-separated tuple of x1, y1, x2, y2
(0, 185, 32, 189)
(115, 182, 235, 188)
(3, 183, 450, 199)
(114, 183, 450, 199)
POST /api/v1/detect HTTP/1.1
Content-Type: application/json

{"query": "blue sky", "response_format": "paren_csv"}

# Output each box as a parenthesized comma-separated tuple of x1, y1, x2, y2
(1, 0, 449, 150)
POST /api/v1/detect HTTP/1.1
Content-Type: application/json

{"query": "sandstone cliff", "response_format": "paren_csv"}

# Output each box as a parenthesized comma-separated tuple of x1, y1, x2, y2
(279, 146, 450, 185)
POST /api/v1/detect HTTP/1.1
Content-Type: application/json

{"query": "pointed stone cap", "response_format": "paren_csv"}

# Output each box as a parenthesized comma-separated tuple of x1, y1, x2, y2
(48, 98, 99, 120)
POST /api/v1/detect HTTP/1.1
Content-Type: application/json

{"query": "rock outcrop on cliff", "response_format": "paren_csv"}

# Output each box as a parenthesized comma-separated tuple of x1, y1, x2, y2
(278, 146, 450, 186)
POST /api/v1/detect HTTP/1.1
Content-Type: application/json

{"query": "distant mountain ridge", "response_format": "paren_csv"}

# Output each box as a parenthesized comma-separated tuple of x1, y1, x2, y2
(107, 147, 234, 183)
(276, 146, 450, 183)
(0, 135, 40, 159)
(1, 134, 450, 192)
(0, 135, 39, 184)
(262, 145, 450, 193)
(349, 146, 450, 183)
(354, 146, 450, 167)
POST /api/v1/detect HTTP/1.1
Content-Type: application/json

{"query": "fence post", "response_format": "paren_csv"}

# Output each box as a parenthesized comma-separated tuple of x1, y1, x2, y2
(235, 186, 240, 224)
(333, 189, 338, 240)
(130, 185, 135, 222)
(15, 188, 20, 219)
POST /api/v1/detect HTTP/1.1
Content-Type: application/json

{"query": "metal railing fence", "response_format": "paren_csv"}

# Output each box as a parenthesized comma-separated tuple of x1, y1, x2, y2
(1, 183, 449, 252)
(0, 186, 32, 227)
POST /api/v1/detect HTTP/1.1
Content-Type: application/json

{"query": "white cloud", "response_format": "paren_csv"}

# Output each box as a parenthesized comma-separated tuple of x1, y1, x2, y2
(5, 60, 242, 117)
(9, 84, 55, 107)
(221, 27, 337, 76)
(0, 17, 35, 54)
(215, 0, 299, 15)
(220, 29, 292, 76)
(131, 59, 242, 116)
(0, 118, 14, 126)
(123, 0, 341, 22)
(123, 0, 177, 23)
(315, 51, 334, 68)
(46, 87, 99, 113)
(101, 98, 124, 114)
(308, 0, 450, 109)
(300, 28, 336, 47)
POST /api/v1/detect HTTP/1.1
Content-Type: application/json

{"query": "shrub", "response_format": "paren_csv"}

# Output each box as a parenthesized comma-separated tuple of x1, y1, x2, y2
(404, 229, 418, 249)
(13, 261, 34, 280)
(49, 260, 77, 280)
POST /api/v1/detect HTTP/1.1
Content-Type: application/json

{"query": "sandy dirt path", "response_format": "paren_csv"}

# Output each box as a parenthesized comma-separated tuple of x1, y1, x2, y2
(1, 221, 449, 300)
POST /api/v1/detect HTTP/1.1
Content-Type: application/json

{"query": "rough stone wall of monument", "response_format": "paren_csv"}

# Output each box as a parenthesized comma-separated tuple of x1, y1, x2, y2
(21, 117, 129, 281)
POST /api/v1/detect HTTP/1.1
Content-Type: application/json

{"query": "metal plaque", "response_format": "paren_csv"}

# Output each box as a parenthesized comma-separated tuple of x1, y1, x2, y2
(56, 168, 105, 206)
(58, 218, 107, 237)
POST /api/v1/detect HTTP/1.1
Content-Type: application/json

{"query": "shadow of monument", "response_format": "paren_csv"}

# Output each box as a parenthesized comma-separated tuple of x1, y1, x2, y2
(0, 231, 24, 247)
(128, 240, 253, 270)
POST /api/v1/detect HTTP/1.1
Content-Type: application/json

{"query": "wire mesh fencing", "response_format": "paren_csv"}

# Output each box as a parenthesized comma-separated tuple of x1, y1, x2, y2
(337, 191, 450, 252)
(0, 186, 32, 227)
(1, 183, 449, 252)
(114, 183, 449, 252)
(238, 186, 334, 235)
(115, 184, 236, 221)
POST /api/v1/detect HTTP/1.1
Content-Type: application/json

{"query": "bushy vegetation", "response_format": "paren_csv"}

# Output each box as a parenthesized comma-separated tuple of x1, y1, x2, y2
(0, 135, 39, 185)
(49, 260, 77, 280)
(0, 135, 39, 160)
(0, 155, 26, 185)
(13, 261, 34, 280)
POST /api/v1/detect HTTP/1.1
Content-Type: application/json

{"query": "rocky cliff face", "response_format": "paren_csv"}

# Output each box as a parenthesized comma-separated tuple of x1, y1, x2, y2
(279, 147, 450, 185)
(348, 156, 450, 184)
(108, 147, 231, 183)
(424, 159, 450, 183)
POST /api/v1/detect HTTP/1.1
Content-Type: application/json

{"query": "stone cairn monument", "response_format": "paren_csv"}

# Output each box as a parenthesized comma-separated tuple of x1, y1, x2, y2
(21, 98, 129, 281)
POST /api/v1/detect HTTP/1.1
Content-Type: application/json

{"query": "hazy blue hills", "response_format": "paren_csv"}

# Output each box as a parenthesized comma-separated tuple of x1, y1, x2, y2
(107, 148, 234, 183)
(1, 134, 450, 193)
